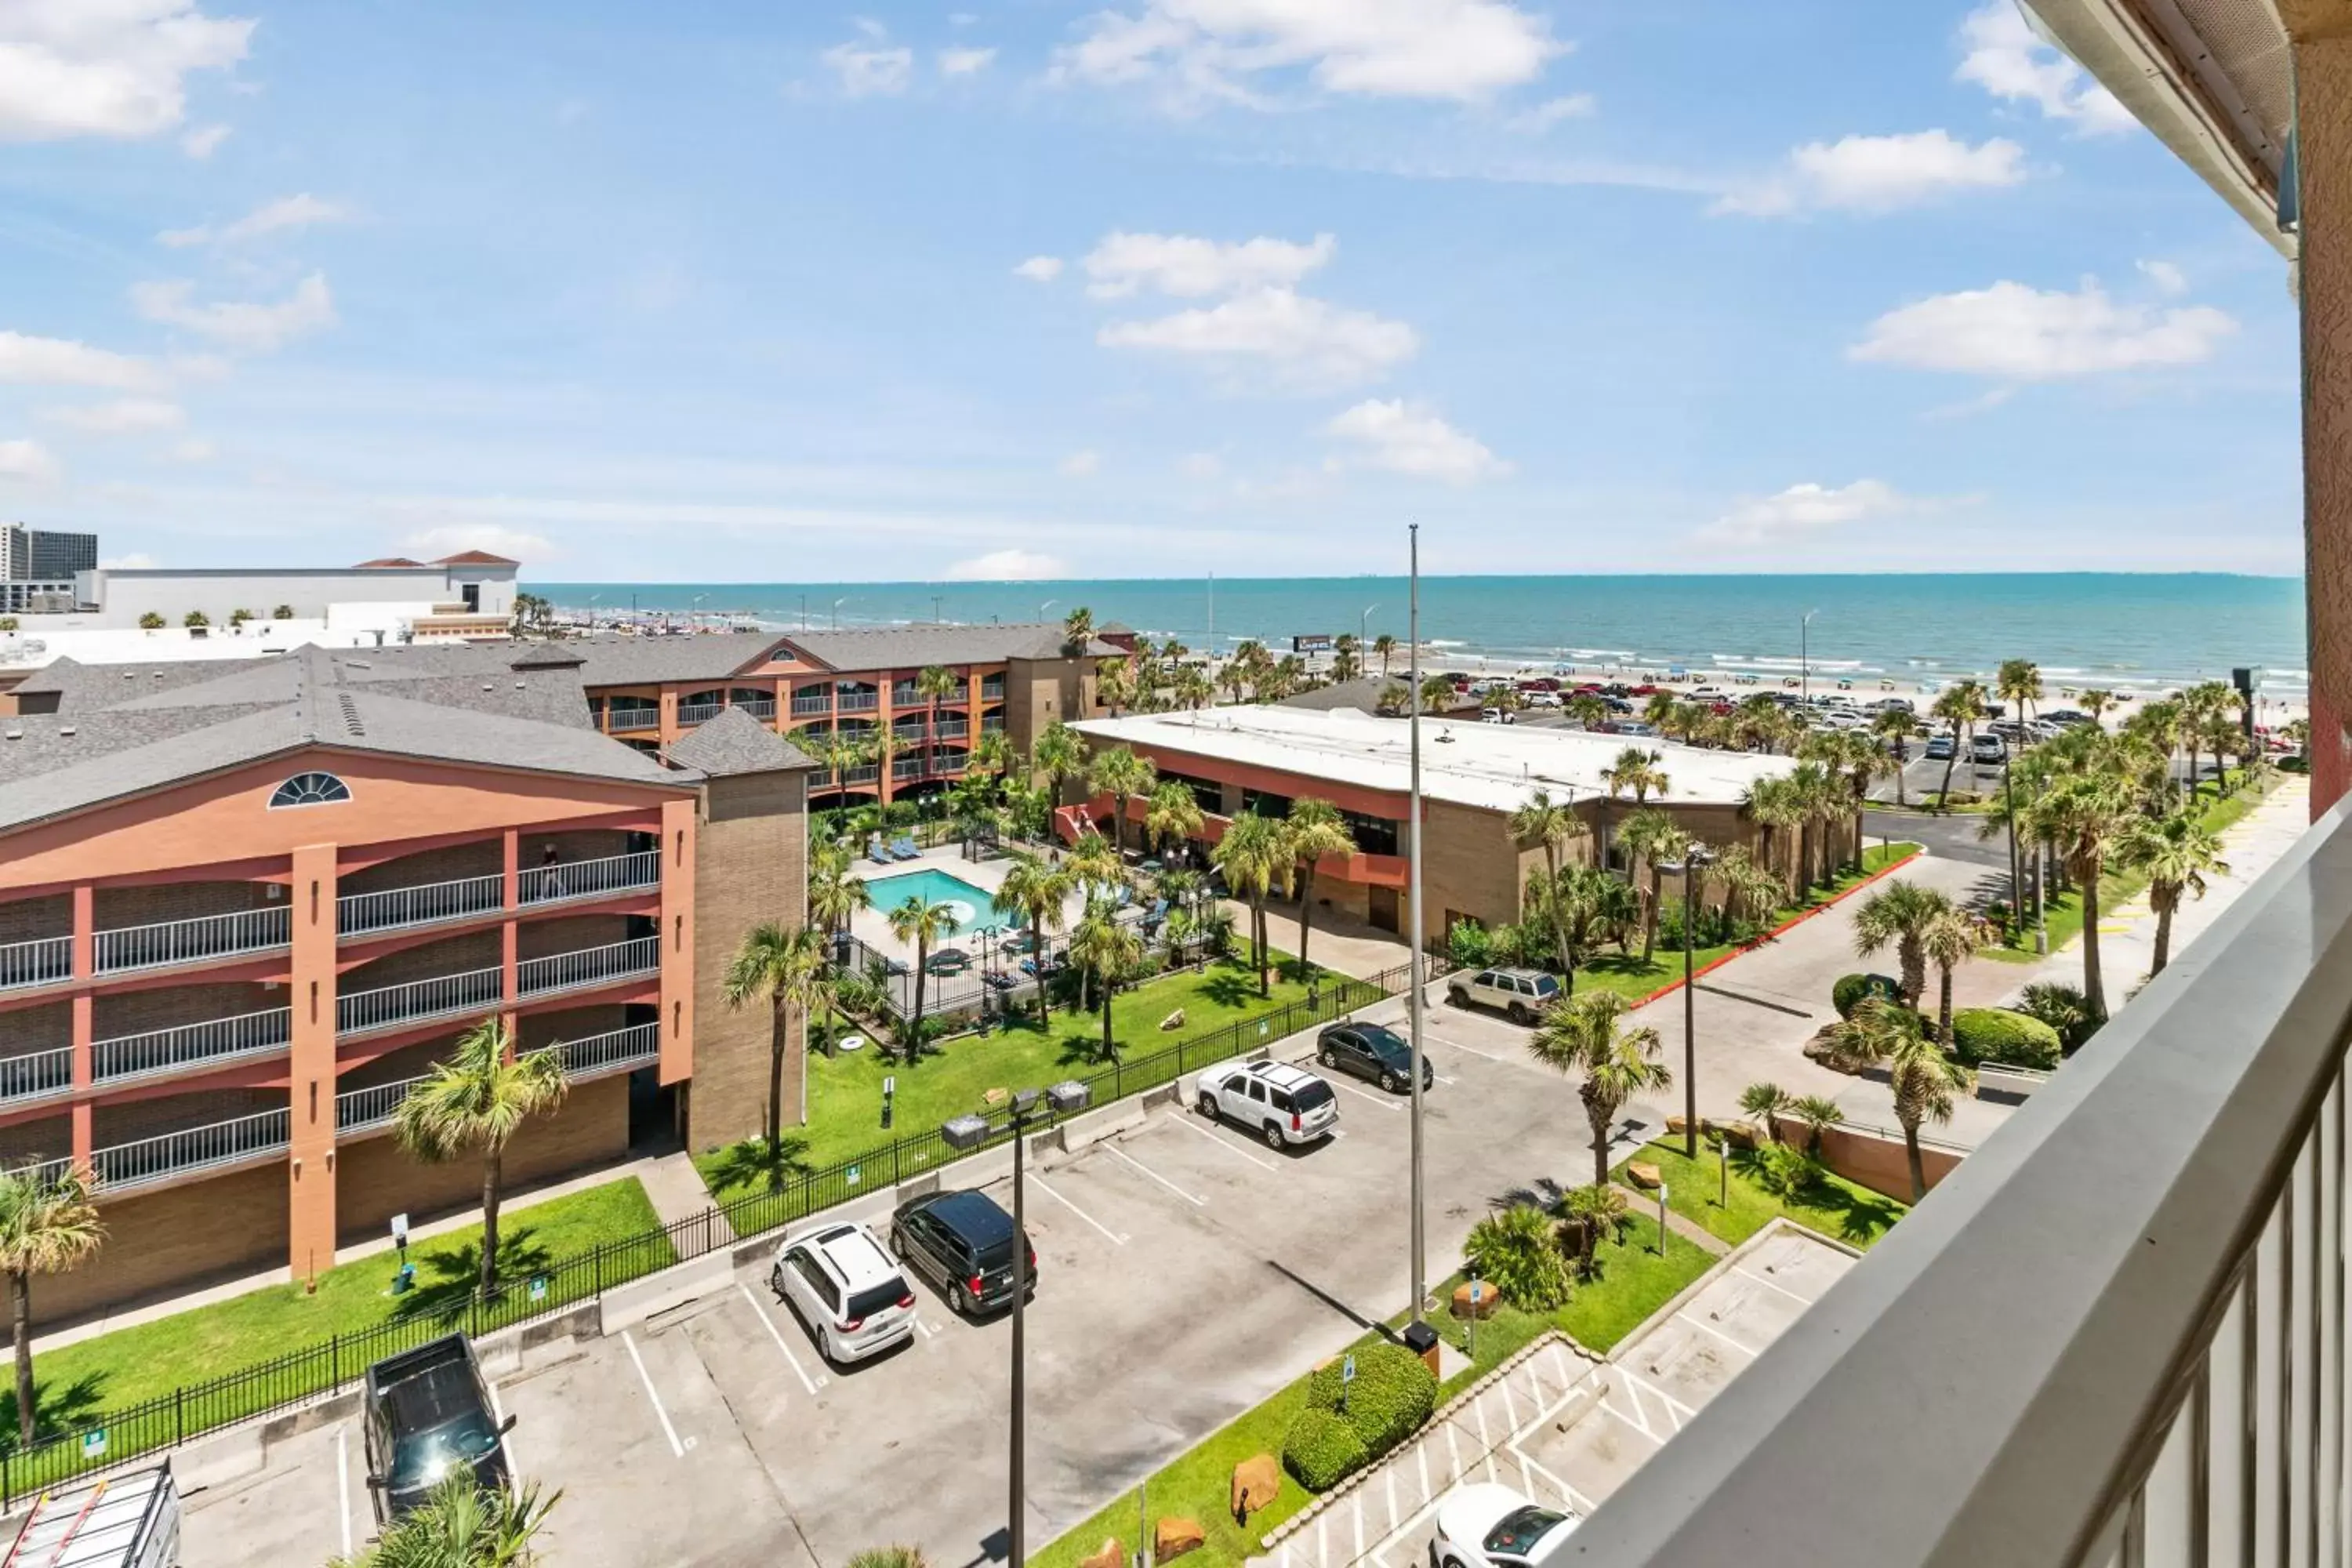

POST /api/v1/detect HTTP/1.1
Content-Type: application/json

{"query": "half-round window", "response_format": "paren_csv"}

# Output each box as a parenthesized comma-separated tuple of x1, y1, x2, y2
(269, 771, 351, 808)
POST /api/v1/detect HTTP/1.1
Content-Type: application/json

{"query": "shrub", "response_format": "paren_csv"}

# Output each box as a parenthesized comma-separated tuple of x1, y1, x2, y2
(1465, 1203, 1571, 1311)
(1949, 1007, 2061, 1070)
(1446, 920, 1494, 970)
(0, 616, 16, 633)
(183, 610, 209, 628)
(1832, 973, 1900, 1019)
(271, 604, 295, 620)
(1282, 1407, 1370, 1492)
(1305, 1340, 1436, 1460)
(2016, 980, 2100, 1054)
(1748, 1142, 1825, 1200)
(137, 611, 166, 630)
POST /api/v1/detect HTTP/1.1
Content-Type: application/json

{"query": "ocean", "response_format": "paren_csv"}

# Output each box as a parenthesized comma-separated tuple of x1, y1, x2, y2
(526, 573, 2309, 700)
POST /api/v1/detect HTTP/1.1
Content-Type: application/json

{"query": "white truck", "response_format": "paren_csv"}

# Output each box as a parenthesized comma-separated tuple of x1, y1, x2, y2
(3, 1462, 180, 1568)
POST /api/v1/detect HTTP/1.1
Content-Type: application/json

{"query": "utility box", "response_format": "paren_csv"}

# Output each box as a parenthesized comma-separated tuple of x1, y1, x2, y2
(1046, 1080, 1091, 1116)
(6, 1461, 181, 1567)
(942, 1113, 992, 1151)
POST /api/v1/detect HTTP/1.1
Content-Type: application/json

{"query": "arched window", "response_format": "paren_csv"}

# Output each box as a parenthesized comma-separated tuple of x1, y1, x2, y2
(269, 771, 350, 808)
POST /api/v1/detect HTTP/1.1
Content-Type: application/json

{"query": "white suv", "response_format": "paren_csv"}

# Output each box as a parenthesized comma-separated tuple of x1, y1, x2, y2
(771, 1221, 917, 1364)
(1196, 1060, 1340, 1149)
(1446, 967, 1561, 1025)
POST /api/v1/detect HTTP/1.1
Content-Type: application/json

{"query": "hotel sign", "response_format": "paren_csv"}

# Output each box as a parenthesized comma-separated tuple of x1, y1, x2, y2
(1292, 634, 1333, 653)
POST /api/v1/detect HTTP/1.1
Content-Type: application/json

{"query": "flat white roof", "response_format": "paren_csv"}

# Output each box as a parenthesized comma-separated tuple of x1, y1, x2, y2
(1073, 706, 1795, 814)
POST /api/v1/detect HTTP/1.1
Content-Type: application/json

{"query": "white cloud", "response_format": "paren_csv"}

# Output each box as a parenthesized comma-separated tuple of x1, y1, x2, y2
(822, 37, 913, 96)
(0, 332, 165, 390)
(1058, 449, 1102, 477)
(0, 439, 60, 484)
(169, 438, 214, 462)
(1956, 2, 2136, 136)
(2138, 258, 2189, 297)
(1510, 93, 1595, 131)
(1098, 287, 1418, 390)
(1083, 231, 1336, 299)
(1715, 131, 2027, 217)
(131, 271, 338, 352)
(1851, 278, 2237, 379)
(1697, 480, 1918, 546)
(1051, 0, 1564, 104)
(159, 193, 351, 249)
(179, 122, 230, 158)
(401, 524, 555, 561)
(99, 551, 157, 569)
(1013, 255, 1065, 283)
(0, 0, 252, 142)
(1181, 452, 1223, 478)
(1323, 399, 1507, 484)
(938, 45, 996, 75)
(38, 397, 184, 433)
(945, 548, 1069, 581)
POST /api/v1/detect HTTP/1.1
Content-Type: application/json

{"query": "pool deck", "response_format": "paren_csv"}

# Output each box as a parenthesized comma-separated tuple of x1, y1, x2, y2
(846, 844, 1088, 964)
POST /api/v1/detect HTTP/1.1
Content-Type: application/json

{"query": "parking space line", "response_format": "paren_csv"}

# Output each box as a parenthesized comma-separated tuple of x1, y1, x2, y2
(1602, 1395, 1649, 1439)
(1028, 1172, 1128, 1245)
(488, 1381, 522, 1476)
(1105, 1143, 1207, 1206)
(1167, 1110, 1283, 1171)
(1352, 1488, 1364, 1560)
(1499, 1373, 1521, 1430)
(1515, 1450, 1592, 1515)
(739, 1283, 822, 1395)
(622, 1331, 688, 1457)
(1385, 1465, 1399, 1530)
(1417, 1442, 1431, 1505)
(1731, 1263, 1817, 1306)
(1325, 1077, 1404, 1112)
(336, 1425, 354, 1560)
(1433, 1036, 1513, 1065)
(1675, 1309, 1759, 1359)
(1445, 1417, 1463, 1483)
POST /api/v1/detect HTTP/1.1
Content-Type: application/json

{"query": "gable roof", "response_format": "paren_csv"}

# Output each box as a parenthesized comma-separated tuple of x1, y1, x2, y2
(432, 550, 520, 567)
(663, 707, 815, 776)
(355, 557, 425, 568)
(780, 622, 1121, 670)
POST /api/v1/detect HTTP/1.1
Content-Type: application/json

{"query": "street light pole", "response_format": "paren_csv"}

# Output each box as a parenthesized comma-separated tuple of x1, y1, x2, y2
(833, 597, 848, 630)
(1361, 603, 1380, 657)
(1005, 1088, 1041, 1568)
(1406, 528, 1426, 1325)
(1676, 845, 1712, 1158)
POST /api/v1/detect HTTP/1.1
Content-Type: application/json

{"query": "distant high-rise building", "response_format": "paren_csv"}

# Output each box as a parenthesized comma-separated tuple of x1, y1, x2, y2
(0, 525, 99, 616)
(25, 528, 95, 581)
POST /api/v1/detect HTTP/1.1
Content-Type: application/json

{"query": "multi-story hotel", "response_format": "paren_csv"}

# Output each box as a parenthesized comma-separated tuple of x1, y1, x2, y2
(0, 641, 808, 1325)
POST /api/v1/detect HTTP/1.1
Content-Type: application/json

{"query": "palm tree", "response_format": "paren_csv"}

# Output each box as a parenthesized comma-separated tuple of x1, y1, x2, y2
(1211, 811, 1287, 997)
(994, 852, 1071, 1022)
(2080, 688, 2117, 725)
(1061, 607, 1094, 653)
(867, 726, 906, 797)
(2122, 806, 2230, 976)
(1871, 707, 1922, 806)
(1709, 844, 1785, 936)
(1996, 659, 2043, 733)
(1824, 999, 1973, 1201)
(1094, 658, 1135, 717)
(2039, 770, 2139, 1018)
(0, 1164, 103, 1445)
(1283, 798, 1356, 974)
(1617, 807, 1685, 964)
(1419, 673, 1457, 715)
(1929, 680, 1986, 808)
(808, 852, 873, 940)
(394, 1016, 568, 1297)
(1558, 1184, 1628, 1278)
(1509, 789, 1591, 976)
(884, 897, 960, 1058)
(1851, 879, 1951, 1007)
(1740, 775, 1805, 895)
(1067, 898, 1145, 1060)
(1143, 779, 1205, 858)
(1918, 906, 1976, 1046)
(1739, 1082, 1794, 1144)
(1374, 632, 1398, 677)
(1599, 747, 1668, 873)
(1087, 746, 1157, 855)
(334, 1472, 561, 1567)
(1527, 990, 1671, 1191)
(1784, 760, 1838, 891)
(1034, 720, 1087, 805)
(722, 923, 829, 1160)
(1789, 1094, 1842, 1156)
(1566, 691, 1606, 732)
(1329, 633, 1361, 683)
(1174, 666, 1214, 710)
(2181, 681, 2236, 794)
(968, 728, 1015, 783)
(915, 664, 961, 750)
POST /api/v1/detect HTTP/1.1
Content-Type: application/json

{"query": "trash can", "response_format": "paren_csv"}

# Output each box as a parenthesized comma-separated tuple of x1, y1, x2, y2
(1403, 1319, 1442, 1379)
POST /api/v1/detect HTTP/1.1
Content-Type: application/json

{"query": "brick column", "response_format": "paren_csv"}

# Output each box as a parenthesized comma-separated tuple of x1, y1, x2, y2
(287, 844, 339, 1284)
(69, 884, 92, 1166)
(500, 829, 520, 1045)
(659, 797, 697, 1086)
(2291, 0, 2352, 815)
(659, 686, 680, 746)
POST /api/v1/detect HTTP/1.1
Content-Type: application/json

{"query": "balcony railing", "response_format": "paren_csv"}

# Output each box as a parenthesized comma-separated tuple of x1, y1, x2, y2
(790, 691, 831, 717)
(95, 1107, 290, 1193)
(603, 704, 660, 731)
(0, 935, 71, 993)
(892, 755, 924, 781)
(981, 714, 1005, 733)
(839, 764, 880, 786)
(837, 690, 878, 712)
(516, 936, 659, 1000)
(519, 850, 659, 907)
(338, 966, 502, 1036)
(92, 905, 290, 975)
(735, 697, 775, 720)
(808, 768, 837, 788)
(934, 718, 969, 741)
(94, 1006, 291, 1083)
(336, 1020, 662, 1136)
(677, 702, 723, 726)
(335, 1075, 420, 1137)
(339, 872, 505, 938)
(0, 1047, 73, 1106)
(1571, 800, 2352, 1568)
(981, 681, 1006, 701)
(889, 687, 920, 709)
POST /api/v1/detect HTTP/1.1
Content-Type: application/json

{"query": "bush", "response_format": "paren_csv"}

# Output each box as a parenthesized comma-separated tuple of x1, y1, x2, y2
(1832, 973, 1900, 1019)
(1465, 1203, 1570, 1311)
(2015, 980, 2100, 1054)
(1446, 920, 1494, 970)
(1949, 1007, 2061, 1070)
(1748, 1142, 1826, 1200)
(1282, 1408, 1370, 1492)
(1305, 1340, 1436, 1460)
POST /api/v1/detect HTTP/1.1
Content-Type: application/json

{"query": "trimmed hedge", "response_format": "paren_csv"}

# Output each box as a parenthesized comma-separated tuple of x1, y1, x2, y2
(1281, 1408, 1369, 1492)
(1950, 1007, 2061, 1070)
(1832, 973, 1901, 1019)
(1307, 1341, 1436, 1457)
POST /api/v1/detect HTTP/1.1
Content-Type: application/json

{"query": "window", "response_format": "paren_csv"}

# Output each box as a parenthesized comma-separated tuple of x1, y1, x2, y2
(1338, 808, 1399, 857)
(1244, 1079, 1267, 1104)
(269, 771, 350, 808)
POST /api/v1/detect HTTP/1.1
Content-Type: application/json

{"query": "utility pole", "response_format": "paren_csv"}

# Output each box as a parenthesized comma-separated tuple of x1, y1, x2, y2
(1406, 526, 1427, 1328)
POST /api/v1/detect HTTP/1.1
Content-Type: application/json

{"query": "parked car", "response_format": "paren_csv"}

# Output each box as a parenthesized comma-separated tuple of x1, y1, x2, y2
(1524, 691, 1562, 708)
(1196, 1059, 1340, 1148)
(771, 1220, 918, 1363)
(1431, 1483, 1581, 1568)
(1970, 734, 2009, 765)
(1445, 966, 1561, 1024)
(2042, 708, 2091, 726)
(1316, 1021, 1434, 1094)
(890, 1189, 1035, 1316)
(1480, 708, 1517, 724)
(1925, 734, 1955, 760)
(1872, 696, 1915, 713)
(362, 1334, 514, 1526)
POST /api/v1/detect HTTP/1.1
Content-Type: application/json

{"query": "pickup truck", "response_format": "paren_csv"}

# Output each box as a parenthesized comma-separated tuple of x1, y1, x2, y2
(361, 1334, 514, 1526)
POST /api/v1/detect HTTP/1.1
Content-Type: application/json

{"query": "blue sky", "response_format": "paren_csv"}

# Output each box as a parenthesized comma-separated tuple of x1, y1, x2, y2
(0, 0, 2303, 581)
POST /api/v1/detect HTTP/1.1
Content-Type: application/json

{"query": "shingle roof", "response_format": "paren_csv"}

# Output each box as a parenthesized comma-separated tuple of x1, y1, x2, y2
(1274, 676, 1406, 713)
(663, 708, 815, 776)
(781, 622, 1120, 670)
(432, 550, 520, 566)
(563, 633, 785, 687)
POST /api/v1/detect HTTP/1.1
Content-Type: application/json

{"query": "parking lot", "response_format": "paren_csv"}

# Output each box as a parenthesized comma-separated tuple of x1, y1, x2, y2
(179, 989, 1680, 1568)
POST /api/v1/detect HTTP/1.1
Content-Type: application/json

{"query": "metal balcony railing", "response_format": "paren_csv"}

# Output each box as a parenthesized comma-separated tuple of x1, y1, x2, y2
(0, 1047, 73, 1106)
(519, 850, 659, 907)
(932, 750, 968, 774)
(892, 755, 924, 781)
(837, 690, 878, 712)
(93, 1006, 292, 1083)
(95, 1107, 290, 1193)
(556, 1021, 660, 1078)
(735, 698, 775, 720)
(336, 1075, 422, 1136)
(790, 691, 831, 716)
(1570, 800, 2352, 1568)
(0, 935, 71, 992)
(889, 687, 920, 709)
(339, 872, 505, 938)
(839, 764, 880, 785)
(604, 705, 660, 731)
(981, 714, 1005, 733)
(808, 768, 837, 788)
(934, 718, 969, 740)
(93, 905, 290, 975)
(337, 966, 502, 1036)
(676, 702, 723, 726)
(516, 936, 659, 999)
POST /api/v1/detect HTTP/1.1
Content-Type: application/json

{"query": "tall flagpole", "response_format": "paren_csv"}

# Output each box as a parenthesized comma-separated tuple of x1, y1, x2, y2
(1407, 525, 1427, 1325)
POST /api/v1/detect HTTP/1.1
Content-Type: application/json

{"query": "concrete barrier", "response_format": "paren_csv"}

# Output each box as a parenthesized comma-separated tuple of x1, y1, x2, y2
(1051, 1097, 1146, 1156)
(1976, 1062, 2048, 1104)
(597, 1249, 738, 1336)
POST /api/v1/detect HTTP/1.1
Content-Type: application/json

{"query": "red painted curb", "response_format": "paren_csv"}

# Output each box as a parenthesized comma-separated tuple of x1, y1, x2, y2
(1628, 848, 1922, 1008)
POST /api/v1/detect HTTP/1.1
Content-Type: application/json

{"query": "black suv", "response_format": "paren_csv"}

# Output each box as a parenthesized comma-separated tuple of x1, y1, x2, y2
(362, 1334, 512, 1524)
(1317, 1021, 1435, 1094)
(889, 1189, 1036, 1316)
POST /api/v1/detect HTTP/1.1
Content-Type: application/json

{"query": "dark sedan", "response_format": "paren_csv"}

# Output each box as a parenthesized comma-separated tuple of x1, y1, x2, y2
(1316, 1022, 1435, 1094)
(889, 1189, 1036, 1316)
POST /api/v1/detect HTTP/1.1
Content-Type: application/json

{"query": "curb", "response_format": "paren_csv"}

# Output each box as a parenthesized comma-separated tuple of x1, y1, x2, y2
(1631, 847, 1922, 1008)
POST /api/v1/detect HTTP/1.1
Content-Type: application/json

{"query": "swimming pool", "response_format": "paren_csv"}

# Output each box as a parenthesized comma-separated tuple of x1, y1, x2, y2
(862, 868, 1006, 938)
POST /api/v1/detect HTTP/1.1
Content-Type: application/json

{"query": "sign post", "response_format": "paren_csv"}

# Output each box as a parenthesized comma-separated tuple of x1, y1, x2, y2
(1341, 1352, 1356, 1415)
(389, 1212, 414, 1295)
(1657, 1184, 1670, 1255)
(1468, 1273, 1480, 1360)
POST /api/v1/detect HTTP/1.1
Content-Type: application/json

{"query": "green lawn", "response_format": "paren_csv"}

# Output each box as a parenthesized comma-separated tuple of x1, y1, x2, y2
(1029, 1223, 1714, 1568)
(699, 953, 1347, 1194)
(1612, 1139, 1905, 1251)
(10, 1175, 666, 1443)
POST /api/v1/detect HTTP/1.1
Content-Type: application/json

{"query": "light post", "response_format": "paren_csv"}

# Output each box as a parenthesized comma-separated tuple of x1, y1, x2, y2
(1359, 603, 1380, 659)
(1800, 609, 1820, 703)
(1405, 526, 1430, 1341)
(1039, 598, 1057, 623)
(833, 597, 849, 630)
(1657, 1182, 1671, 1255)
(1003, 1087, 1044, 1568)
(1666, 842, 1716, 1159)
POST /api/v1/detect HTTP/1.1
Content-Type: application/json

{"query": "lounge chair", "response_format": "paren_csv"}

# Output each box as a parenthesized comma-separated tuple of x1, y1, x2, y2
(890, 836, 920, 859)
(867, 838, 892, 866)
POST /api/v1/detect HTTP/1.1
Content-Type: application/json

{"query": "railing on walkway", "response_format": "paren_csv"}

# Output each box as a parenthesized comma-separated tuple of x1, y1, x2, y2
(981, 682, 1006, 702)
(0, 1047, 73, 1105)
(338, 872, 504, 938)
(837, 690, 878, 712)
(516, 936, 659, 999)
(334, 1075, 423, 1136)
(93, 1007, 292, 1083)
(519, 850, 659, 907)
(790, 691, 831, 717)
(735, 698, 776, 721)
(337, 966, 502, 1036)
(556, 1021, 660, 1078)
(0, 935, 71, 993)
(677, 702, 722, 726)
(93, 906, 290, 975)
(603, 705, 659, 731)
(892, 755, 924, 781)
(935, 719, 970, 740)
(1566, 800, 2352, 1567)
(94, 1107, 290, 1194)
(838, 764, 880, 785)
(981, 714, 1004, 732)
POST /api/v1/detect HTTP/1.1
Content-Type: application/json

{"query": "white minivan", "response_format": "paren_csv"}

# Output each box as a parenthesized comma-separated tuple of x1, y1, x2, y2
(771, 1221, 918, 1364)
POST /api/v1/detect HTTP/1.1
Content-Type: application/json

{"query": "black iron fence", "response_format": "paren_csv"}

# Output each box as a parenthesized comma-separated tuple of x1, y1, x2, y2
(2, 958, 1432, 1508)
